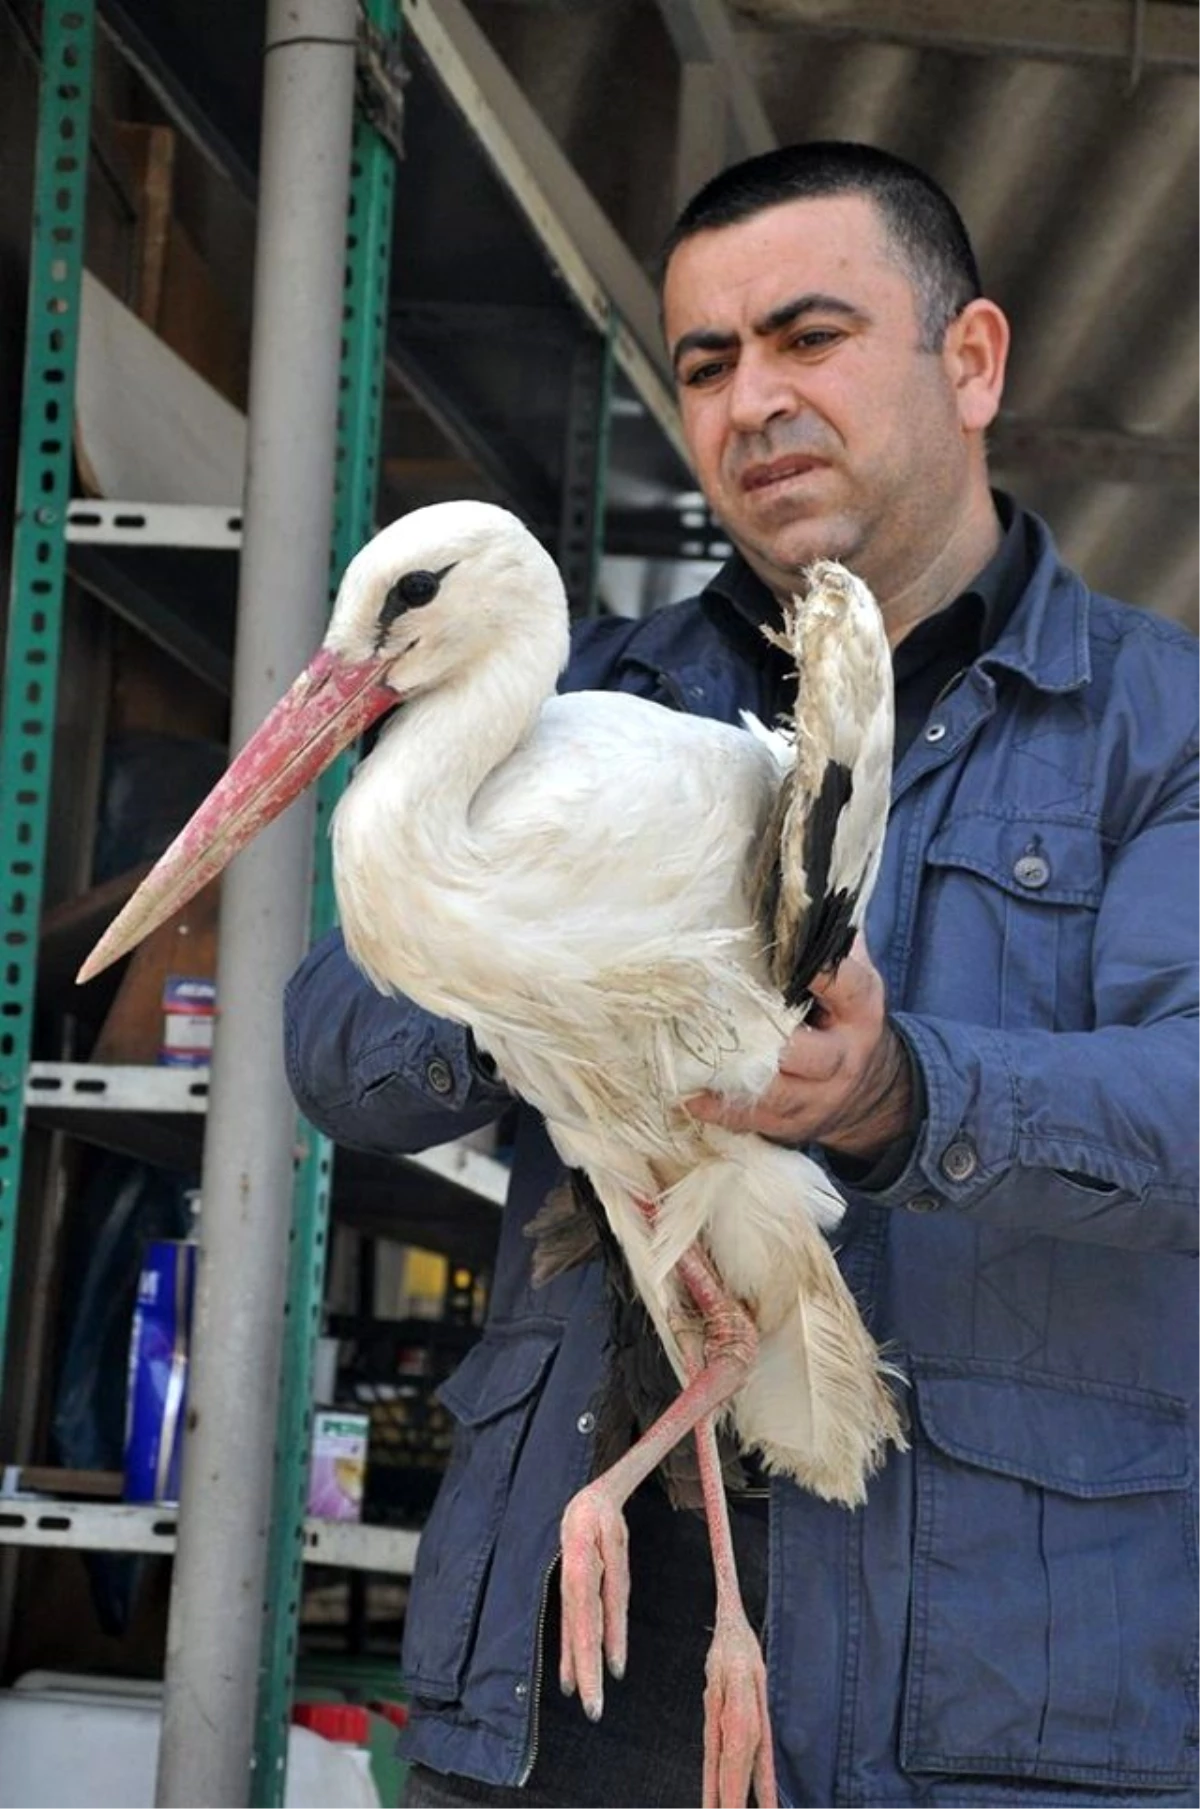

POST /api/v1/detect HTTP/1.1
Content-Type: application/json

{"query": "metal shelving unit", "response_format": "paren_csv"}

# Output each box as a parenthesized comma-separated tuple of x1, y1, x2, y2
(0, 1, 417, 1799)
(0, 0, 663, 1798)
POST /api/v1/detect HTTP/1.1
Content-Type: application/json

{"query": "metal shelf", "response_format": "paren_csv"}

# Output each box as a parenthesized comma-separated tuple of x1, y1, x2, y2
(67, 500, 244, 551)
(24, 1061, 510, 1215)
(26, 1061, 210, 1114)
(0, 1495, 418, 1574)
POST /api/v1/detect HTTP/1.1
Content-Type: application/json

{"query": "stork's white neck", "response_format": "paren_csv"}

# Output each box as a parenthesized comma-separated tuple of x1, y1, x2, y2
(392, 639, 548, 812)
(330, 623, 559, 1001)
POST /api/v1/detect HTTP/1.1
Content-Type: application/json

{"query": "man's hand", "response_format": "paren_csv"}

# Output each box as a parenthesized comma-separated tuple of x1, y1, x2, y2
(685, 938, 914, 1159)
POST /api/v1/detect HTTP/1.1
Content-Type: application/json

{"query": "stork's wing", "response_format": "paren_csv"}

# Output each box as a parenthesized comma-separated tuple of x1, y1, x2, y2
(466, 687, 781, 958)
(752, 563, 894, 1008)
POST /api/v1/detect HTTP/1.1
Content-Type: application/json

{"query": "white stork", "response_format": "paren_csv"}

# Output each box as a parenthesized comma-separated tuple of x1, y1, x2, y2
(81, 500, 903, 1809)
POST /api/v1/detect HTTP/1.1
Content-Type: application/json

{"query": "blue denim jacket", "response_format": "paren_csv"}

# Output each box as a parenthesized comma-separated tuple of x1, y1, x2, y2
(284, 512, 1199, 1806)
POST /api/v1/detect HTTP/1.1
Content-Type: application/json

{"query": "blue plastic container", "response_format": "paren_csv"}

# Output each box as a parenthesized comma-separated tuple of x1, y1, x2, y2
(123, 1239, 197, 1504)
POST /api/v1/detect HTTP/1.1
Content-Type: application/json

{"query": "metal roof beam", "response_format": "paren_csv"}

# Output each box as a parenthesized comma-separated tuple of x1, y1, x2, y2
(658, 0, 778, 157)
(989, 417, 1198, 488)
(739, 0, 1198, 76)
(401, 0, 689, 465)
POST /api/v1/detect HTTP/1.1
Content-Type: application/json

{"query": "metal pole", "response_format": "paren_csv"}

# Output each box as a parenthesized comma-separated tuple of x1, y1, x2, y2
(156, 5, 357, 1803)
(253, 2, 400, 1794)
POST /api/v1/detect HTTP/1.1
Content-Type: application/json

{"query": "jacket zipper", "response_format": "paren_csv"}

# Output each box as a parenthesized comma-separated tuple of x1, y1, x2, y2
(517, 1553, 559, 1786)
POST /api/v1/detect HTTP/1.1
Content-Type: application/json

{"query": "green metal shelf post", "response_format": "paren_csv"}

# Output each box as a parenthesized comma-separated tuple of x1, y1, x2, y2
(252, 3, 401, 1798)
(0, 0, 96, 1386)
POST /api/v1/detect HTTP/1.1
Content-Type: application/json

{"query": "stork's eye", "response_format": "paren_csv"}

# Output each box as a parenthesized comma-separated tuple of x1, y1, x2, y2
(392, 568, 442, 610)
(377, 563, 455, 641)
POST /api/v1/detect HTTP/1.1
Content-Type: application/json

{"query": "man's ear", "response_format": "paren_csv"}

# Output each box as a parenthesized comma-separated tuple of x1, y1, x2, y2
(944, 298, 1009, 434)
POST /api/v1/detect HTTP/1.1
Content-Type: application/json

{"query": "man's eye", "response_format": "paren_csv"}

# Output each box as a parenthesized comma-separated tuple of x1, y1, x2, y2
(792, 329, 842, 351)
(681, 359, 729, 388)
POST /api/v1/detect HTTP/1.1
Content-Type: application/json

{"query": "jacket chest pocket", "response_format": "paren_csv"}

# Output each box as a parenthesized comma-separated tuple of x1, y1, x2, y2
(401, 1326, 561, 1701)
(915, 814, 1104, 1031)
(901, 1359, 1197, 1791)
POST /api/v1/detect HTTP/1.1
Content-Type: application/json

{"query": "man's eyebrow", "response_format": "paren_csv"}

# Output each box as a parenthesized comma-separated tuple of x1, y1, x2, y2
(755, 292, 868, 335)
(670, 327, 737, 374)
(671, 293, 869, 374)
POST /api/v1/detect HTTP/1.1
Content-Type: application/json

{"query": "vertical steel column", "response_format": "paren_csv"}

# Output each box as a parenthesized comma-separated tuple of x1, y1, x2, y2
(0, 0, 96, 1390)
(557, 317, 615, 618)
(251, 4, 400, 1799)
(155, 5, 358, 1803)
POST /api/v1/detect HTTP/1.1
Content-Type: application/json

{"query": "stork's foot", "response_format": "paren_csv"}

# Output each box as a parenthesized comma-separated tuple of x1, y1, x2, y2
(558, 1480, 631, 1723)
(702, 1603, 777, 1809)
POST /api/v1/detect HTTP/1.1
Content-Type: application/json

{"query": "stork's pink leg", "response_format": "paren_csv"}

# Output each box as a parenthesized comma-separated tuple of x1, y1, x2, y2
(691, 1394, 777, 1809)
(557, 1201, 763, 1794)
(559, 1236, 754, 1717)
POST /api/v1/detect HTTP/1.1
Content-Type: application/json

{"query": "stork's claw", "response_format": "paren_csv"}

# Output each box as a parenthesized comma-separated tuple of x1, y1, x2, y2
(559, 1480, 631, 1721)
(701, 1602, 777, 1809)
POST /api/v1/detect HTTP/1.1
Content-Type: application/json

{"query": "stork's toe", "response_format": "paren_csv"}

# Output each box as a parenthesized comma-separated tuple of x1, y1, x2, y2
(701, 1606, 777, 1809)
(558, 1481, 631, 1722)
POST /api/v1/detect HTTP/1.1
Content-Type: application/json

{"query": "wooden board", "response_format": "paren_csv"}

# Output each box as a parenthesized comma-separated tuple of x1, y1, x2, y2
(112, 122, 176, 332)
(75, 270, 246, 505)
(14, 1468, 124, 1500)
(91, 878, 221, 1066)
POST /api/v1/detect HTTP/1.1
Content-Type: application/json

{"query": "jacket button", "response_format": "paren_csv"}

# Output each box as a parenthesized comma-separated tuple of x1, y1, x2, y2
(1013, 852, 1050, 889)
(514, 1680, 529, 1700)
(425, 1056, 454, 1095)
(907, 1193, 940, 1213)
(924, 722, 947, 743)
(576, 1411, 596, 1435)
(940, 1138, 978, 1183)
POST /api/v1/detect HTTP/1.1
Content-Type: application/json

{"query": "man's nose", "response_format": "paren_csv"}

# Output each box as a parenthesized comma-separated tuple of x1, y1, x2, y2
(726, 348, 795, 435)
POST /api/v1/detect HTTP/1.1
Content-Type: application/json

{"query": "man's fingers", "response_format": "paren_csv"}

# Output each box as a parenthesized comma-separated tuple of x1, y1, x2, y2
(807, 944, 879, 1024)
(775, 1027, 844, 1084)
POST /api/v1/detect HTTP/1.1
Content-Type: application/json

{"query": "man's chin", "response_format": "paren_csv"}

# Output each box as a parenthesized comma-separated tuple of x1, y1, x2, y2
(734, 518, 861, 595)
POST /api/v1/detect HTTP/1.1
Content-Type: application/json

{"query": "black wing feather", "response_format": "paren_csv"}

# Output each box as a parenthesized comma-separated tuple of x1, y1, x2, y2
(757, 755, 862, 1008)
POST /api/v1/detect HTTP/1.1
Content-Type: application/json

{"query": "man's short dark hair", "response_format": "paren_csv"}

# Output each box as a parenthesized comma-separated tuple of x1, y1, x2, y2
(661, 142, 982, 351)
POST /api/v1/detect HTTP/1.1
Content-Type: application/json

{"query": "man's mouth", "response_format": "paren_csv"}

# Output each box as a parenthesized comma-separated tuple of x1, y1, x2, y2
(739, 455, 828, 493)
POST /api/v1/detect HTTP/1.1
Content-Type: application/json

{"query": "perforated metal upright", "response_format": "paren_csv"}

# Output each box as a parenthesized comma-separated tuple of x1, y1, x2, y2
(0, 0, 96, 1388)
(252, 3, 400, 1798)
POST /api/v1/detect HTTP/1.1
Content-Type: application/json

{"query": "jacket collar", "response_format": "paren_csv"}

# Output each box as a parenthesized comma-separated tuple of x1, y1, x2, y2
(976, 505, 1093, 695)
(703, 497, 1093, 699)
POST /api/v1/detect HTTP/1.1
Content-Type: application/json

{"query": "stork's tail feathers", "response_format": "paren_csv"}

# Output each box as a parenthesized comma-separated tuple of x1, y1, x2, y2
(732, 1247, 907, 1507)
(577, 1132, 905, 1508)
(692, 1134, 905, 1505)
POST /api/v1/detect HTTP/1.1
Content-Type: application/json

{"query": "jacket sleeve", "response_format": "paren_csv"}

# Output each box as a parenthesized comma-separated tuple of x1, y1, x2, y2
(283, 929, 511, 1155)
(861, 741, 1199, 1253)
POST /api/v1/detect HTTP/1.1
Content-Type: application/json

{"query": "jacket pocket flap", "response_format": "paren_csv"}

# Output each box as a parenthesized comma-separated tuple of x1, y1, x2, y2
(437, 1326, 561, 1427)
(925, 813, 1103, 906)
(912, 1360, 1191, 1496)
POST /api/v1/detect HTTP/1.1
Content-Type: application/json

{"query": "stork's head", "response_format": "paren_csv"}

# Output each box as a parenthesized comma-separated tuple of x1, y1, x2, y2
(77, 502, 568, 982)
(329, 500, 568, 698)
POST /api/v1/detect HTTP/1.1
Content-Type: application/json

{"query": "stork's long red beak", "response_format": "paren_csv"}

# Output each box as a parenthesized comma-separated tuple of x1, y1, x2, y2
(77, 648, 397, 984)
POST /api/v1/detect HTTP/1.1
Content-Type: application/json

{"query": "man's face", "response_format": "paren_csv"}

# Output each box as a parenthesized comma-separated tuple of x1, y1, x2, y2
(662, 194, 975, 602)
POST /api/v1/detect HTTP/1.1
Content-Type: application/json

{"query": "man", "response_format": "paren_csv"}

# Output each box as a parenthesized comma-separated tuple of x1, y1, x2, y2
(285, 143, 1198, 1807)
